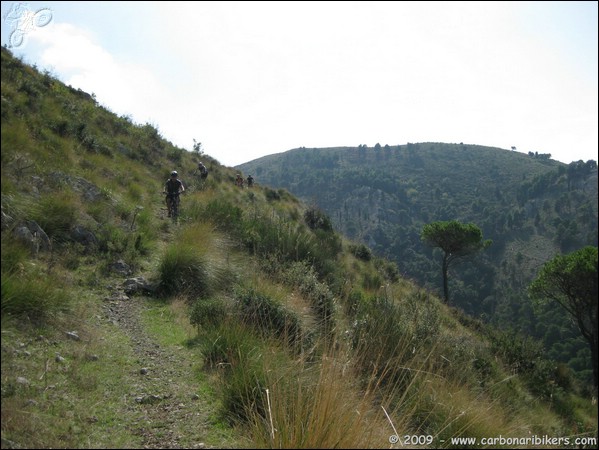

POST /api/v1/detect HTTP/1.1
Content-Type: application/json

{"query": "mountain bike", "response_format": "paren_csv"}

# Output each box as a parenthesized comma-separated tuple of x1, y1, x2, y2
(166, 192, 181, 222)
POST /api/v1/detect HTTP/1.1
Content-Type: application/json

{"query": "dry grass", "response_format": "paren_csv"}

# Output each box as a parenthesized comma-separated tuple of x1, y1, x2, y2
(248, 351, 395, 448)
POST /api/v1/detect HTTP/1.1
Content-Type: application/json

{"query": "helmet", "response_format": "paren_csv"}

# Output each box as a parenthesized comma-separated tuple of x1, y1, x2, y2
(171, 171, 178, 177)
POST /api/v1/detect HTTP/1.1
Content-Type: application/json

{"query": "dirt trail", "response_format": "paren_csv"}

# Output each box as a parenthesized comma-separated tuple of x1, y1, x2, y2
(103, 293, 216, 449)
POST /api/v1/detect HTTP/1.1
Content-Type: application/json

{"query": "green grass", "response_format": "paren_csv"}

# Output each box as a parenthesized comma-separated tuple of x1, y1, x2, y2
(0, 301, 143, 449)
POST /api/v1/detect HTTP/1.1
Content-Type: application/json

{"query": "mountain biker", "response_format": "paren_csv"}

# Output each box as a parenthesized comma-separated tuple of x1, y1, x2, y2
(164, 170, 185, 217)
(198, 161, 208, 179)
(235, 173, 244, 187)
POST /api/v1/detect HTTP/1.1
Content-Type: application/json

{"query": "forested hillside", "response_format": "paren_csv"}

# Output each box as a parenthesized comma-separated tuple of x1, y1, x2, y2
(238, 144, 598, 384)
(2, 46, 597, 448)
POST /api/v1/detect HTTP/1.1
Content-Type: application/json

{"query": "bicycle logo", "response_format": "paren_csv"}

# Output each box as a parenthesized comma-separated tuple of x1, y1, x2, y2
(4, 2, 53, 49)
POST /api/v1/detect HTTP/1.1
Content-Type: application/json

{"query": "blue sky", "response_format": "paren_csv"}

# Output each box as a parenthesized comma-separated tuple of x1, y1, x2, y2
(1, 1, 597, 167)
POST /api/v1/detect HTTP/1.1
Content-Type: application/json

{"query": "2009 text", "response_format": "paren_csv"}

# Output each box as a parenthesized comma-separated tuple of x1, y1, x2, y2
(388, 434, 434, 445)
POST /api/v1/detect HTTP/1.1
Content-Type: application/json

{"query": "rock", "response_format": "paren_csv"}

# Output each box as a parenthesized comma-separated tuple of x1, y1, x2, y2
(122, 276, 157, 295)
(66, 331, 80, 341)
(16, 376, 29, 385)
(110, 259, 131, 276)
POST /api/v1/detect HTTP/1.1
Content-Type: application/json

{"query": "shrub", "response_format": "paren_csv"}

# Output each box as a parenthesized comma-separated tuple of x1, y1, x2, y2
(264, 188, 281, 201)
(282, 261, 337, 325)
(236, 288, 303, 349)
(304, 205, 333, 231)
(2, 270, 72, 324)
(189, 297, 228, 331)
(350, 296, 412, 379)
(488, 329, 559, 399)
(30, 192, 77, 242)
(200, 321, 269, 424)
(158, 242, 209, 297)
(350, 243, 372, 261)
(202, 199, 243, 234)
(96, 224, 129, 255)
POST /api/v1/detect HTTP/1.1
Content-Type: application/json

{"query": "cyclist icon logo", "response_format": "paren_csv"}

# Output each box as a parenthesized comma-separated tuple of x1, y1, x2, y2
(4, 2, 53, 49)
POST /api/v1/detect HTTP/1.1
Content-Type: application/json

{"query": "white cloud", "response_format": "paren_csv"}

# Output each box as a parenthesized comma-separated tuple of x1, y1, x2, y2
(2, 1, 596, 166)
(31, 22, 173, 129)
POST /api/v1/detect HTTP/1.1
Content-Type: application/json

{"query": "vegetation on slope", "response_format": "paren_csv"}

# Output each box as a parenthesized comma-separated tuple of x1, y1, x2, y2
(237, 143, 598, 386)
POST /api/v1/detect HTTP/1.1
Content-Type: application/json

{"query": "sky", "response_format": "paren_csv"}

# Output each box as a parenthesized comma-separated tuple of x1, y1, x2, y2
(1, 1, 597, 167)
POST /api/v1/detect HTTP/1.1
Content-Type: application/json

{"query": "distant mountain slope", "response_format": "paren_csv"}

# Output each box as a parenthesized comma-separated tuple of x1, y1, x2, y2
(238, 144, 598, 378)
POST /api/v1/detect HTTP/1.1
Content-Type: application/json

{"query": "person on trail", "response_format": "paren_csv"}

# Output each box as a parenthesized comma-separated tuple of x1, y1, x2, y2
(164, 170, 185, 217)
(235, 173, 244, 188)
(246, 174, 254, 188)
(198, 161, 208, 179)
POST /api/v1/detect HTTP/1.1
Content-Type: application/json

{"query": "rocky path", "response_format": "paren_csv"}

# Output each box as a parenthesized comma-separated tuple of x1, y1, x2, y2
(103, 290, 217, 449)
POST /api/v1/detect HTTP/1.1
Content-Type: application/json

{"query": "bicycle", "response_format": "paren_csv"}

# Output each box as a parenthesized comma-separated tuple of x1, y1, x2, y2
(166, 192, 181, 221)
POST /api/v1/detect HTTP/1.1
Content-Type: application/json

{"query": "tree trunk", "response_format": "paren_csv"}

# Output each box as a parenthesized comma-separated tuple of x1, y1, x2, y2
(442, 254, 449, 303)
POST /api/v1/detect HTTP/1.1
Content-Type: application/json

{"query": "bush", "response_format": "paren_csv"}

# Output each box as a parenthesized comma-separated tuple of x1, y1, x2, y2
(489, 329, 559, 399)
(2, 271, 72, 324)
(264, 188, 281, 201)
(350, 243, 372, 261)
(350, 296, 414, 387)
(236, 288, 303, 349)
(158, 243, 209, 297)
(304, 205, 333, 231)
(189, 297, 228, 331)
(200, 321, 269, 424)
(282, 261, 337, 325)
(30, 192, 77, 242)
(202, 199, 243, 234)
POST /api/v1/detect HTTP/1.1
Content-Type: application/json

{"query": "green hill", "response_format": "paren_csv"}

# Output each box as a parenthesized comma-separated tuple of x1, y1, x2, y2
(237, 144, 598, 383)
(2, 46, 597, 448)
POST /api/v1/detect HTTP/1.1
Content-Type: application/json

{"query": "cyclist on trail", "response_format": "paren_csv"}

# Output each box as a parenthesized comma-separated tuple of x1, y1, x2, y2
(164, 170, 185, 217)
(197, 161, 208, 179)
(235, 173, 244, 188)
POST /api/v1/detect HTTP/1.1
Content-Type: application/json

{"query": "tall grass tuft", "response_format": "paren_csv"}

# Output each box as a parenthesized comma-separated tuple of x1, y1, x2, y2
(158, 240, 210, 296)
(199, 319, 272, 424)
(247, 346, 412, 448)
(189, 296, 228, 332)
(1, 239, 72, 323)
(1, 270, 72, 324)
(158, 223, 237, 297)
(29, 191, 78, 243)
(235, 287, 304, 350)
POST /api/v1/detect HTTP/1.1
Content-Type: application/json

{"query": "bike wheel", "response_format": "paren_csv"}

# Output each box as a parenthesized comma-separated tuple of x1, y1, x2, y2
(171, 197, 179, 221)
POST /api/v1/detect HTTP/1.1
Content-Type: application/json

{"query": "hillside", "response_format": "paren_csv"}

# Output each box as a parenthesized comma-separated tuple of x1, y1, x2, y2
(237, 145, 598, 382)
(2, 46, 598, 449)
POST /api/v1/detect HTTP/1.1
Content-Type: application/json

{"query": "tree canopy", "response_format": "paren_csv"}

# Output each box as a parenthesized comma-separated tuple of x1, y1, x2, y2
(528, 246, 598, 390)
(421, 220, 491, 303)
